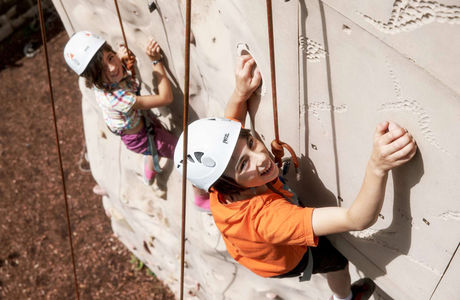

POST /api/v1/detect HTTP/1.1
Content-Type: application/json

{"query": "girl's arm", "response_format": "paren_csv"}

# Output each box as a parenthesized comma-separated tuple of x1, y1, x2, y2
(312, 121, 417, 236)
(224, 55, 261, 126)
(132, 40, 173, 110)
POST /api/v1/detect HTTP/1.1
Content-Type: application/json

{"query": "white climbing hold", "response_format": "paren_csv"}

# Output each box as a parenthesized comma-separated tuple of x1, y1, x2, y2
(236, 42, 266, 95)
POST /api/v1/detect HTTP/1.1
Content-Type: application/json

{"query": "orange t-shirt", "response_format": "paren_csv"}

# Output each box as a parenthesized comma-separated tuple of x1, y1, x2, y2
(210, 178, 318, 277)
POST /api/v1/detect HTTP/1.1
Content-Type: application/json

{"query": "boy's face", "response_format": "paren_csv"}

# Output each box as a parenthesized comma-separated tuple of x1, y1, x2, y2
(226, 134, 279, 188)
(101, 50, 124, 84)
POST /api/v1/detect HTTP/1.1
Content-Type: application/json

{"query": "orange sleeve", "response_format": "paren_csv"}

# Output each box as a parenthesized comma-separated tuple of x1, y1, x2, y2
(252, 197, 318, 247)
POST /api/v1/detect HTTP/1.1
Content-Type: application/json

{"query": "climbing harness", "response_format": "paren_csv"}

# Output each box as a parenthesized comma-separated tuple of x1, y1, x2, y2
(265, 0, 299, 172)
(37, 0, 80, 298)
(143, 111, 163, 174)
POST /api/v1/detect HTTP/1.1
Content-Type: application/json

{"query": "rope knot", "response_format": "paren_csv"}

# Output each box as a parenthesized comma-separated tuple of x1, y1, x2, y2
(271, 139, 299, 170)
(271, 140, 284, 166)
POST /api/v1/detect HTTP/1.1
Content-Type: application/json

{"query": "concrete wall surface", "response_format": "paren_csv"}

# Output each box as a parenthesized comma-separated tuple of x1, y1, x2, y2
(51, 0, 460, 299)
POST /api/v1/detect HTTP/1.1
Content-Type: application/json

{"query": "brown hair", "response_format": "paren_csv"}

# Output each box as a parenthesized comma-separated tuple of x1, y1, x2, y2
(210, 128, 252, 195)
(80, 43, 115, 90)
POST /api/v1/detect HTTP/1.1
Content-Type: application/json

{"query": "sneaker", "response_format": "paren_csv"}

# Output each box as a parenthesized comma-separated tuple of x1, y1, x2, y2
(143, 156, 156, 185)
(351, 278, 375, 300)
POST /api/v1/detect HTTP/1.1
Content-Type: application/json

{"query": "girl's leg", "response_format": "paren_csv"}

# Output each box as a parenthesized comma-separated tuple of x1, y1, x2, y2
(326, 264, 352, 299)
(144, 155, 156, 184)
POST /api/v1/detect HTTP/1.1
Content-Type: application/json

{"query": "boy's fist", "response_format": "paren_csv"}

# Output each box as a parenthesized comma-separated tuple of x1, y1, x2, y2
(234, 54, 261, 100)
(370, 121, 417, 176)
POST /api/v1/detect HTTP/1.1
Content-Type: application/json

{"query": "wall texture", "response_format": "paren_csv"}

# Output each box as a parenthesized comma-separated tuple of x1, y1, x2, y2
(51, 0, 460, 299)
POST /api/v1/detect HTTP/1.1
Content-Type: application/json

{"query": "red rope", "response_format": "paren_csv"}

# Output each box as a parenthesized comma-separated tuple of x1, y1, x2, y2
(265, 0, 299, 169)
(113, 0, 136, 77)
(180, 0, 192, 299)
(37, 0, 80, 298)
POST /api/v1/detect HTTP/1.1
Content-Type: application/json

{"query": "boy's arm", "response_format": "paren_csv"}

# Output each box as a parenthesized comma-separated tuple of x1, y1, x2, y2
(312, 121, 417, 236)
(133, 40, 173, 110)
(224, 55, 261, 126)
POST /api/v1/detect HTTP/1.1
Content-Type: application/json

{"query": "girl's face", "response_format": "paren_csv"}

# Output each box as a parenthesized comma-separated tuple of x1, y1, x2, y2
(226, 134, 279, 188)
(101, 50, 124, 84)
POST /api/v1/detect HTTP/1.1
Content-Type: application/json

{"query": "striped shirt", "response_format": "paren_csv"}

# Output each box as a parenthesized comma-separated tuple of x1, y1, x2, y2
(94, 74, 141, 133)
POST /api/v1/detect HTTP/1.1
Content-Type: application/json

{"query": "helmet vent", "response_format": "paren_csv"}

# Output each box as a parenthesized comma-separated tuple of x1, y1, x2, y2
(194, 152, 204, 163)
(202, 156, 216, 167)
(187, 154, 195, 163)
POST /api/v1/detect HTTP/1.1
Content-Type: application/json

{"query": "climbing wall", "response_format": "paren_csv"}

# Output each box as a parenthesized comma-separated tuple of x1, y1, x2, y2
(51, 0, 460, 299)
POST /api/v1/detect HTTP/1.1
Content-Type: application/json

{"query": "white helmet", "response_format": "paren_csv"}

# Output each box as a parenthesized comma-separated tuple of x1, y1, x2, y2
(174, 117, 242, 191)
(64, 31, 106, 75)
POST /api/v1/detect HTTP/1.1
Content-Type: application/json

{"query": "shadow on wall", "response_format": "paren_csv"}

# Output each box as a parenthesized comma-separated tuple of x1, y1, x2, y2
(344, 150, 424, 277)
(137, 53, 200, 135)
(134, 51, 200, 191)
(288, 146, 424, 281)
(297, 0, 425, 280)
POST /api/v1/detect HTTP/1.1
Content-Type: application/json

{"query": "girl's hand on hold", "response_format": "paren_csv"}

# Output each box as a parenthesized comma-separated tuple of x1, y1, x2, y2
(370, 121, 417, 176)
(146, 39, 162, 61)
(234, 54, 261, 101)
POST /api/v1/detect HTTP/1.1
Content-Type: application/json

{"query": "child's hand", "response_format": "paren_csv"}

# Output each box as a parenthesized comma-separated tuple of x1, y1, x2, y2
(146, 39, 162, 61)
(118, 45, 136, 70)
(370, 121, 417, 176)
(234, 54, 262, 101)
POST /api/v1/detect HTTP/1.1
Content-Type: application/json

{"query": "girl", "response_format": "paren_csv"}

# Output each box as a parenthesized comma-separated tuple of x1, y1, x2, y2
(65, 31, 209, 210)
(174, 55, 417, 299)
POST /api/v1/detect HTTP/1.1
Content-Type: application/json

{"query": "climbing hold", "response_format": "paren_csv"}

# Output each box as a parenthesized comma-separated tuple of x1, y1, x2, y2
(143, 241, 152, 254)
(147, 0, 157, 13)
(236, 43, 266, 95)
(265, 292, 278, 299)
(342, 24, 352, 35)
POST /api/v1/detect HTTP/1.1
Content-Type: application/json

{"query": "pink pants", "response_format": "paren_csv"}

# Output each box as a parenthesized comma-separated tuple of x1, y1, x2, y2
(121, 118, 177, 159)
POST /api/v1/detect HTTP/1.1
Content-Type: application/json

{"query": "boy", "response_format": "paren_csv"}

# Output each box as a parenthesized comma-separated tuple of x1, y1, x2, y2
(174, 55, 417, 299)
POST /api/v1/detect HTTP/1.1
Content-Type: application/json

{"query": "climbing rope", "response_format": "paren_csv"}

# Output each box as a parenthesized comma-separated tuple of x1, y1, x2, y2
(113, 2, 190, 297)
(265, 0, 299, 170)
(37, 0, 80, 299)
(180, 0, 192, 298)
(113, 0, 136, 76)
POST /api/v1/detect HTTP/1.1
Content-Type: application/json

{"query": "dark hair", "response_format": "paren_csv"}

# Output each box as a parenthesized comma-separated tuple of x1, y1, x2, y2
(80, 43, 115, 90)
(211, 128, 252, 195)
